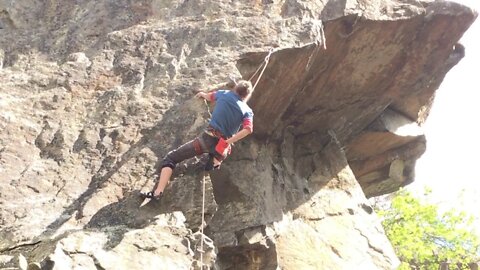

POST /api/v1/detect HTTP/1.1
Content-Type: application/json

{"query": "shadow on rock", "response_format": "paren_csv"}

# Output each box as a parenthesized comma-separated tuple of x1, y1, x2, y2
(84, 153, 217, 250)
(85, 190, 170, 250)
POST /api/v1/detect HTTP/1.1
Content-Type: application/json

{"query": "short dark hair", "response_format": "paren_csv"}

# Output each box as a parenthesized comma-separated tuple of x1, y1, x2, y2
(234, 80, 253, 99)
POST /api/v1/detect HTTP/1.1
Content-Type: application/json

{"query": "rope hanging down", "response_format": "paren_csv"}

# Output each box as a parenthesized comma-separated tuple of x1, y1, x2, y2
(200, 171, 207, 268)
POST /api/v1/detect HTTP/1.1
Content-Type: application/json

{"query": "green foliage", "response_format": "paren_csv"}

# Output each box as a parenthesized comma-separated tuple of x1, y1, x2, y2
(377, 189, 480, 269)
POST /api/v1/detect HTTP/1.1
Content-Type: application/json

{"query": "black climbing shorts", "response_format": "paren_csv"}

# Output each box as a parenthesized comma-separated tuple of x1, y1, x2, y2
(161, 131, 220, 170)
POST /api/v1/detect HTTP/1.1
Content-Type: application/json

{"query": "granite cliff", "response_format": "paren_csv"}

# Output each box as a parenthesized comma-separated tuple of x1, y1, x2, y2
(0, 0, 476, 269)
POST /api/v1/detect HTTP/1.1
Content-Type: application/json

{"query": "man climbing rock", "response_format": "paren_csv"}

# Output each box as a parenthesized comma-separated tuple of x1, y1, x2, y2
(140, 80, 254, 201)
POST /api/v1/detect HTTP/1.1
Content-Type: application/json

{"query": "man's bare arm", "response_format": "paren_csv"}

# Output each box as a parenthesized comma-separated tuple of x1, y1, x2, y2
(205, 81, 236, 92)
(226, 128, 252, 144)
(196, 80, 236, 101)
(195, 91, 214, 101)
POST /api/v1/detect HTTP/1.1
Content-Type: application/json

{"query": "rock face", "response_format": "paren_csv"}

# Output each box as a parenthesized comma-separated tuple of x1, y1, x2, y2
(0, 0, 476, 269)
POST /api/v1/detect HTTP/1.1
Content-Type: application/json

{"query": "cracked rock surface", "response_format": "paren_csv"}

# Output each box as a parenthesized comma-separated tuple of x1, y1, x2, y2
(0, 0, 476, 269)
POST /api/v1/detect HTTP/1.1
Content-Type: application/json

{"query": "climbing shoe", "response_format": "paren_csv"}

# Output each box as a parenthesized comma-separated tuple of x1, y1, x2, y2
(140, 191, 162, 201)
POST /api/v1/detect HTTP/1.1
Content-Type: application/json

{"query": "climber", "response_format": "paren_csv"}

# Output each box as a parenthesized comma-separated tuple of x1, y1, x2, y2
(140, 80, 255, 201)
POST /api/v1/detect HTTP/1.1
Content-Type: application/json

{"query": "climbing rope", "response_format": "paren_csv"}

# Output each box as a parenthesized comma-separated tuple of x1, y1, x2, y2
(249, 48, 275, 92)
(199, 170, 206, 268)
(320, 21, 327, 50)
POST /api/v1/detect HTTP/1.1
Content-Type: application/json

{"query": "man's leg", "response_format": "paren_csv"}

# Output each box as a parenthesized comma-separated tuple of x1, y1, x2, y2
(144, 137, 204, 198)
(153, 167, 172, 196)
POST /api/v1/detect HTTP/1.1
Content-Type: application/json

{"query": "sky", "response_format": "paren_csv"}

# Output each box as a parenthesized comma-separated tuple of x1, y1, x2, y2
(411, 0, 480, 221)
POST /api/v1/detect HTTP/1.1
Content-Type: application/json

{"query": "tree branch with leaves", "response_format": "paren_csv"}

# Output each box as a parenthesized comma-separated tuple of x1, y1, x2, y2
(375, 188, 480, 270)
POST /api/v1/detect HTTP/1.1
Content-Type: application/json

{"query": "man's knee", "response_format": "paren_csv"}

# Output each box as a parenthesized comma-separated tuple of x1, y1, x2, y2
(161, 152, 177, 170)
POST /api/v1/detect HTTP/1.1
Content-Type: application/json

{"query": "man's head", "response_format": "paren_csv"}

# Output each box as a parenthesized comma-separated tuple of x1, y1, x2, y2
(233, 80, 253, 101)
